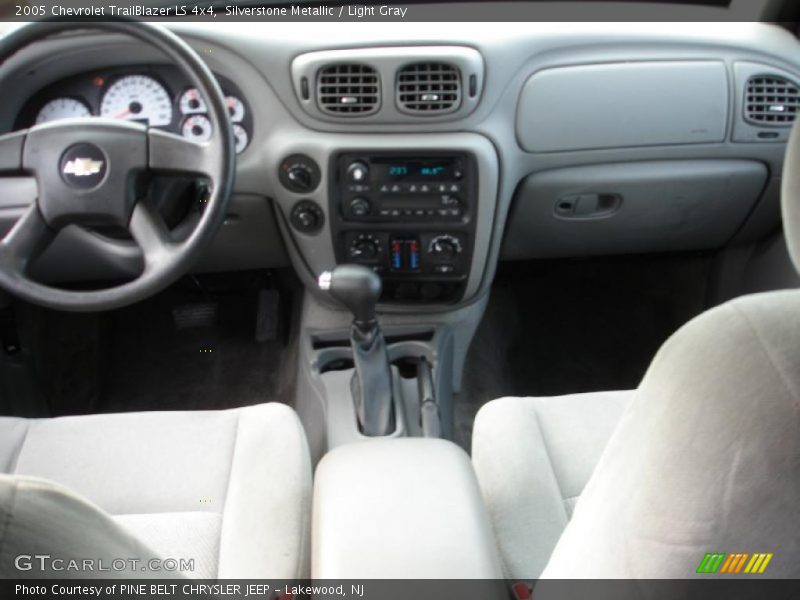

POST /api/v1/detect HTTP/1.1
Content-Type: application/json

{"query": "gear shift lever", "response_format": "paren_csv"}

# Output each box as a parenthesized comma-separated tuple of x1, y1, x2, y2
(319, 265, 395, 436)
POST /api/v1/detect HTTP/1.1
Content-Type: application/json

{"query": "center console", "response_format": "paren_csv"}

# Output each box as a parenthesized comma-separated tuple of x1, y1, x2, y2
(312, 438, 505, 580)
(329, 151, 478, 303)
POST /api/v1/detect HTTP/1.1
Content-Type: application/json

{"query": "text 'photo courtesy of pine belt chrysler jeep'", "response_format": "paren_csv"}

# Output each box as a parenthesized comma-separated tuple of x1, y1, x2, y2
(0, 1, 798, 599)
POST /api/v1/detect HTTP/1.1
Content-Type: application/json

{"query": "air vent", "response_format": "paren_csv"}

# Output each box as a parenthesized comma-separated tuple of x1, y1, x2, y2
(317, 63, 380, 116)
(397, 62, 461, 115)
(745, 75, 799, 125)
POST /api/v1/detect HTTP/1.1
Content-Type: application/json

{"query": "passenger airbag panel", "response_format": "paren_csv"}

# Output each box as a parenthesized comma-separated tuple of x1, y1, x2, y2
(516, 61, 729, 152)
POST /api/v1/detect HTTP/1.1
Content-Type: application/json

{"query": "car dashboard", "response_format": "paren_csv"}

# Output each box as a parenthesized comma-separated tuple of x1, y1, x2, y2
(0, 21, 798, 311)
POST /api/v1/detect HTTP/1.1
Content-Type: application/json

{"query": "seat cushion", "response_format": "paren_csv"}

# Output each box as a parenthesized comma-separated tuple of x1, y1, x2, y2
(471, 391, 632, 579)
(542, 292, 800, 579)
(0, 403, 311, 579)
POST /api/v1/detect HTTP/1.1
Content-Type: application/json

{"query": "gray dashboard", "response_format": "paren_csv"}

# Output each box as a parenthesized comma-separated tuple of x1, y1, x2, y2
(0, 22, 798, 312)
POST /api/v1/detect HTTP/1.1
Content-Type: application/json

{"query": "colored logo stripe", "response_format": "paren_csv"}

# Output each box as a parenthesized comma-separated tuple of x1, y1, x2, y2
(719, 553, 749, 573)
(744, 553, 773, 574)
(697, 553, 726, 574)
(697, 552, 774, 574)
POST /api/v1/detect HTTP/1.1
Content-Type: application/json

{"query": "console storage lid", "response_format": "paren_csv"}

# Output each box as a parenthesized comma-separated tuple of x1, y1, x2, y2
(312, 438, 504, 579)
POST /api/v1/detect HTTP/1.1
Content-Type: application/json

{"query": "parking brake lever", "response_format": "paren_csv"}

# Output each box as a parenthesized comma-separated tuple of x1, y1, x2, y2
(417, 357, 441, 438)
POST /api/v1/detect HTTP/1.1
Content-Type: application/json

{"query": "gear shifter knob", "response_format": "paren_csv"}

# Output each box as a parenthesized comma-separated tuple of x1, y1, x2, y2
(318, 265, 382, 331)
(318, 264, 394, 436)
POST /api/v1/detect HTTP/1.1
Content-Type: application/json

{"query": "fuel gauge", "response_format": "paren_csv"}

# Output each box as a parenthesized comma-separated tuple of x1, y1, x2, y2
(181, 114, 212, 143)
(233, 123, 249, 153)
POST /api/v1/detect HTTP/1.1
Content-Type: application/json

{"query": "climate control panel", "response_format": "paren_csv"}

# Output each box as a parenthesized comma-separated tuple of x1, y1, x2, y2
(330, 151, 477, 303)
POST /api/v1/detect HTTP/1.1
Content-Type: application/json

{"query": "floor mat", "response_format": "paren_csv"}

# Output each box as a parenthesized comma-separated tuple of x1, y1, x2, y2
(99, 277, 297, 414)
(455, 254, 712, 450)
(9, 271, 299, 417)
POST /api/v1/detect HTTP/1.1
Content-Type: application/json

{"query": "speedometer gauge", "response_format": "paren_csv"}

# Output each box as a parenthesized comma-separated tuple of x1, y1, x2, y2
(100, 75, 173, 127)
(35, 98, 91, 124)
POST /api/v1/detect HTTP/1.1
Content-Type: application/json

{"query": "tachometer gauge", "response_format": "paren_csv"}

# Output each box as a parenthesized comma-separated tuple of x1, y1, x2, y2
(35, 98, 91, 124)
(178, 88, 207, 115)
(225, 96, 245, 123)
(100, 75, 173, 127)
(233, 123, 249, 154)
(181, 114, 212, 143)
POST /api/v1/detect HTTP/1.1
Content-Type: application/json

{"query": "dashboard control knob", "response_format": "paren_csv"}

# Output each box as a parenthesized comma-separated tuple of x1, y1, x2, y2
(350, 236, 380, 260)
(346, 161, 369, 184)
(279, 154, 321, 193)
(287, 165, 313, 191)
(428, 234, 462, 259)
(349, 197, 371, 217)
(290, 200, 324, 234)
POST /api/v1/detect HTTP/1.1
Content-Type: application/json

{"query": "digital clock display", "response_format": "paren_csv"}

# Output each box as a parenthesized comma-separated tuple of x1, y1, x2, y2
(380, 159, 455, 182)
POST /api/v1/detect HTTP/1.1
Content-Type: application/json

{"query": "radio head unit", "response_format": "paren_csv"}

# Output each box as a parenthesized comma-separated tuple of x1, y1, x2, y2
(329, 151, 478, 304)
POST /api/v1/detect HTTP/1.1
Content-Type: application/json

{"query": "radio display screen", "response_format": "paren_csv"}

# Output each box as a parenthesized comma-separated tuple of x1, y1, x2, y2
(373, 158, 457, 182)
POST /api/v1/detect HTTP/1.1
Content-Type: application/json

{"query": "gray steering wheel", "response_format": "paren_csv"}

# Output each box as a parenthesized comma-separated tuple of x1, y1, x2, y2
(0, 20, 235, 311)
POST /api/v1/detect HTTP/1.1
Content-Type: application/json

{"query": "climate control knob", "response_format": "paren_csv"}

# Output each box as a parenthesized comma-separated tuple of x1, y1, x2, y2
(349, 197, 371, 217)
(350, 236, 381, 260)
(428, 234, 462, 260)
(346, 161, 369, 184)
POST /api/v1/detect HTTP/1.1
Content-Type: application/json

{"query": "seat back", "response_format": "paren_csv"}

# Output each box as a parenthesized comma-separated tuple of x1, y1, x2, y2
(0, 474, 171, 579)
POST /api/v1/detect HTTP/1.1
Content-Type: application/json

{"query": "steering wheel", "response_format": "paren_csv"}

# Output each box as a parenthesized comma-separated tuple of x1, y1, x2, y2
(0, 20, 235, 311)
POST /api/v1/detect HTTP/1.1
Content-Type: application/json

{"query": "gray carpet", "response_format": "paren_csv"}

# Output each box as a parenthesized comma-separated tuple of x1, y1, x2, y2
(454, 254, 712, 450)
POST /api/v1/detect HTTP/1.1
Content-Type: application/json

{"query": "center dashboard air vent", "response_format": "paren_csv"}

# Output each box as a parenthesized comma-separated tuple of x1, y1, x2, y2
(316, 63, 380, 116)
(396, 62, 461, 115)
(744, 75, 799, 125)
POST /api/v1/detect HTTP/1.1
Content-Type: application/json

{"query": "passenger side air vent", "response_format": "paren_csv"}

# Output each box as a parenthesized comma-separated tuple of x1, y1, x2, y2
(396, 62, 461, 115)
(744, 75, 799, 125)
(317, 63, 380, 116)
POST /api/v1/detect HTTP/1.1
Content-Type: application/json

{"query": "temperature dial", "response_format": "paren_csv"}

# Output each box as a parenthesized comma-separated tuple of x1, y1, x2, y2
(428, 235, 463, 260)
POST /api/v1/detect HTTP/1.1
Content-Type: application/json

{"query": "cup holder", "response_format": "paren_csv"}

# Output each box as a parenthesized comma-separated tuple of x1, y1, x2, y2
(393, 356, 423, 379)
(320, 357, 355, 374)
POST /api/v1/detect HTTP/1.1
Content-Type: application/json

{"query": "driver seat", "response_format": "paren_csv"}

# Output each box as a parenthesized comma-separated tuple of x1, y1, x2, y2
(0, 402, 312, 579)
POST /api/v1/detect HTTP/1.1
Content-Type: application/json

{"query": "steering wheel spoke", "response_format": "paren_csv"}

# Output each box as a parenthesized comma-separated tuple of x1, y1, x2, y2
(149, 129, 217, 178)
(0, 204, 54, 270)
(0, 129, 27, 174)
(128, 200, 176, 270)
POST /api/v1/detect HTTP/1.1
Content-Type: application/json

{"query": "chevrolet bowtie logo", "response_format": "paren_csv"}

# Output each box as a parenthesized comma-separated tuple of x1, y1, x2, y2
(63, 158, 104, 177)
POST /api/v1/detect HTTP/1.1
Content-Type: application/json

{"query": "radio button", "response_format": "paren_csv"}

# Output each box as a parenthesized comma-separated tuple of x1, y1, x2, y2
(346, 161, 369, 184)
(349, 197, 371, 217)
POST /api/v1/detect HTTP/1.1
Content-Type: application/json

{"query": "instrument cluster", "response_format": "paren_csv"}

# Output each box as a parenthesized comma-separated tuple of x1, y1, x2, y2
(17, 65, 252, 154)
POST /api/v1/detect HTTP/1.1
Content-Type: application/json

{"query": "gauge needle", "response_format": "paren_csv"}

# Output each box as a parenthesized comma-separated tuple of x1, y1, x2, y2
(115, 109, 131, 119)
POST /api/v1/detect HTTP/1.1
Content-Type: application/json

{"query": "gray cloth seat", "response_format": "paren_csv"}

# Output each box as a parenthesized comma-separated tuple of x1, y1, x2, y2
(473, 292, 800, 579)
(472, 391, 633, 578)
(0, 403, 312, 579)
